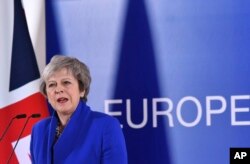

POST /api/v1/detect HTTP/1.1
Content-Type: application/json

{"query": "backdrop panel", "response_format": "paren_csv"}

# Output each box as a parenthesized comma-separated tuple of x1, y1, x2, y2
(46, 0, 250, 164)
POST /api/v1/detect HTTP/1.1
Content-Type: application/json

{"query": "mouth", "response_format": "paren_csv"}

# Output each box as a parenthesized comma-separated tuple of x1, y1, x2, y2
(57, 97, 69, 103)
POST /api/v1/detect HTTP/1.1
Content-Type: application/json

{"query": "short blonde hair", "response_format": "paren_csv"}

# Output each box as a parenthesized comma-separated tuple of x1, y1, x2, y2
(40, 55, 91, 101)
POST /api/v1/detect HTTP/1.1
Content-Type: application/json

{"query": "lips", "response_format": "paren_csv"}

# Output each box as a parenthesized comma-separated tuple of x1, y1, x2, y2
(57, 97, 68, 103)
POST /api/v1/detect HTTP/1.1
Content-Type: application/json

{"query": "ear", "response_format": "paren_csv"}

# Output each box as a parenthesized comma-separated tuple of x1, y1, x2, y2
(80, 90, 85, 98)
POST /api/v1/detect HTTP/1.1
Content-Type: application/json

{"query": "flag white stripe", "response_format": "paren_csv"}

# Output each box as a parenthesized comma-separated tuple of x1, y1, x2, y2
(23, 0, 46, 74)
(0, 0, 14, 103)
(0, 79, 41, 108)
(12, 135, 32, 164)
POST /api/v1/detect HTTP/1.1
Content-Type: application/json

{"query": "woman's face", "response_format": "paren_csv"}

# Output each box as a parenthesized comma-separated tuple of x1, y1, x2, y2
(45, 68, 84, 116)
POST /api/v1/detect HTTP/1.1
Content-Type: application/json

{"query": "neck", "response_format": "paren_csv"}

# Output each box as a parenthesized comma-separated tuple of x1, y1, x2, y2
(57, 113, 71, 126)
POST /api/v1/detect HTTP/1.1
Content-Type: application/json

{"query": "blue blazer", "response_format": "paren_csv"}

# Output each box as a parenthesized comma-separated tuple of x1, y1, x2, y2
(30, 101, 127, 164)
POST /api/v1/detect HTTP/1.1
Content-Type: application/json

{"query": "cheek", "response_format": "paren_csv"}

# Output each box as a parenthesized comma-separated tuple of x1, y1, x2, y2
(46, 92, 54, 102)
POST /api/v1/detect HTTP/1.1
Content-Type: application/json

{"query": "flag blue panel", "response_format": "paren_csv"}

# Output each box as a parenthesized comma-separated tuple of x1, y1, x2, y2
(45, 0, 63, 63)
(9, 0, 40, 91)
(113, 1, 171, 163)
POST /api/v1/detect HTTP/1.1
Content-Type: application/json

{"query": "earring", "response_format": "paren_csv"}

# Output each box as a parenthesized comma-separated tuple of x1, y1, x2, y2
(80, 93, 84, 98)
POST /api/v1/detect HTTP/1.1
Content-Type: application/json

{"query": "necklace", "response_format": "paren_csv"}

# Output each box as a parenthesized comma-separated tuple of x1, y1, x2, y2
(55, 122, 65, 139)
(55, 117, 71, 141)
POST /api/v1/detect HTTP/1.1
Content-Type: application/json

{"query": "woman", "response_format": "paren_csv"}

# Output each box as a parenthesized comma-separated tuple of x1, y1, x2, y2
(30, 55, 127, 164)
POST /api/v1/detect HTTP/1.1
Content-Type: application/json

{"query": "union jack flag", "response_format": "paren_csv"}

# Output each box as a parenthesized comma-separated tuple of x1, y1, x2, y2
(0, 0, 49, 163)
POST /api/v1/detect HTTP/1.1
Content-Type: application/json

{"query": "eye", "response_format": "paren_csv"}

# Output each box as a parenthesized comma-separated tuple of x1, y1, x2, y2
(48, 83, 56, 88)
(63, 81, 71, 85)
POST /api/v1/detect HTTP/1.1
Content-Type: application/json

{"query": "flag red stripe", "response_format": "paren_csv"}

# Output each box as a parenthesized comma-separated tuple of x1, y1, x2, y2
(0, 93, 49, 162)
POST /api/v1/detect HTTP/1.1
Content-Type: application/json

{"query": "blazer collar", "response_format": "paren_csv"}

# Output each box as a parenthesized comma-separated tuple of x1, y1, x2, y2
(47, 101, 90, 163)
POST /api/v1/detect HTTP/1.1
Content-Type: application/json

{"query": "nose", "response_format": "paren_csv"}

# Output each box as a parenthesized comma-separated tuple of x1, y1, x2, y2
(55, 85, 63, 94)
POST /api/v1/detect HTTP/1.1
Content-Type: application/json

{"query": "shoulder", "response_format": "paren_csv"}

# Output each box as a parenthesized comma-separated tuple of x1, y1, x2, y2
(90, 110, 120, 127)
(32, 117, 51, 134)
(89, 110, 124, 140)
(30, 117, 52, 148)
(81, 102, 120, 126)
(33, 117, 51, 128)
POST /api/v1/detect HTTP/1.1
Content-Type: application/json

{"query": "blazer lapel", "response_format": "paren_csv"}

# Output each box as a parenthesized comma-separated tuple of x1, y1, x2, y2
(47, 112, 57, 164)
(52, 101, 90, 163)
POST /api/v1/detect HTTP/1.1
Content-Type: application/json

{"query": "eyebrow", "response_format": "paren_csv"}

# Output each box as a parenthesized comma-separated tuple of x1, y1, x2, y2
(47, 77, 73, 83)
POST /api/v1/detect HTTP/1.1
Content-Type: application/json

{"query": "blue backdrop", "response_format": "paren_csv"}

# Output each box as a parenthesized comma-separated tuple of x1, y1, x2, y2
(46, 0, 250, 164)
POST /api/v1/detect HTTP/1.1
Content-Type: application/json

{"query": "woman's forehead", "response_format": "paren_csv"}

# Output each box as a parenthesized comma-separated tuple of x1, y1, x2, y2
(47, 68, 74, 80)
